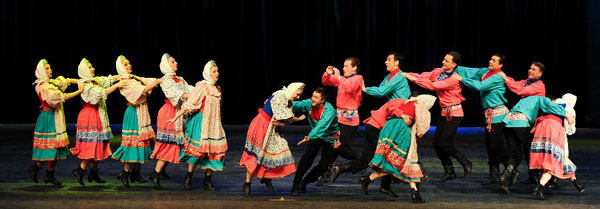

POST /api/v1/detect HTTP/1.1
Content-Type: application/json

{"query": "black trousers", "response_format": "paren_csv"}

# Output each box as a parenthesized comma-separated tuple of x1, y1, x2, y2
(337, 123, 360, 160)
(348, 124, 392, 188)
(433, 117, 467, 168)
(485, 123, 508, 166)
(504, 127, 531, 168)
(293, 139, 339, 184)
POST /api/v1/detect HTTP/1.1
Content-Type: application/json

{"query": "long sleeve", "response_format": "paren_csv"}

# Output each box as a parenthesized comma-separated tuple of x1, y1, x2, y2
(161, 77, 188, 106)
(271, 91, 294, 121)
(539, 97, 566, 116)
(462, 74, 504, 92)
(119, 79, 146, 104)
(37, 83, 65, 108)
(322, 72, 340, 87)
(292, 99, 312, 115)
(80, 84, 107, 105)
(365, 73, 409, 99)
(416, 77, 459, 91)
(48, 76, 69, 92)
(94, 76, 115, 89)
(307, 107, 336, 140)
(405, 71, 433, 79)
(456, 66, 488, 80)
(505, 76, 545, 97)
(181, 82, 207, 112)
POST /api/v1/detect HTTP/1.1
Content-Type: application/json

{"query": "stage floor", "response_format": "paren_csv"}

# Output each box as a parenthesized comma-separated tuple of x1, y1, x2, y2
(0, 128, 598, 209)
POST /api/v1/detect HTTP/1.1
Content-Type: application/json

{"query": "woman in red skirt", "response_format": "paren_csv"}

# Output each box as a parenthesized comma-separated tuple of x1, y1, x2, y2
(70, 58, 127, 186)
(529, 93, 585, 200)
(149, 53, 194, 189)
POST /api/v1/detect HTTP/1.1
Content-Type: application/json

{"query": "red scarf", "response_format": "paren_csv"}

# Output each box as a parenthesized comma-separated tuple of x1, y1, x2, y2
(310, 103, 325, 121)
(386, 68, 401, 84)
(481, 69, 501, 81)
(172, 76, 180, 83)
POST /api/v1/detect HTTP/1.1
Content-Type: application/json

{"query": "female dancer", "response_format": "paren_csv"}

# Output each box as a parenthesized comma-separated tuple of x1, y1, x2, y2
(112, 55, 161, 187)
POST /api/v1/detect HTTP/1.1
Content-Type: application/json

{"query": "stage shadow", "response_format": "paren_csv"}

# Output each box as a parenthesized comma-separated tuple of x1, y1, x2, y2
(68, 185, 112, 192)
(15, 185, 65, 192)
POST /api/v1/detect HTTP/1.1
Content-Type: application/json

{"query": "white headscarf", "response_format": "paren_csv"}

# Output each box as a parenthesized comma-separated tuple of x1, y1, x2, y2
(203, 60, 217, 85)
(280, 82, 306, 100)
(33, 59, 49, 85)
(78, 58, 94, 82)
(555, 93, 577, 135)
(115, 55, 130, 78)
(159, 53, 175, 76)
(409, 94, 437, 137)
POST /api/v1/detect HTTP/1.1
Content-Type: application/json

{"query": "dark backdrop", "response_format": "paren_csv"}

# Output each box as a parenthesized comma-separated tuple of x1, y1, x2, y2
(2, 0, 597, 127)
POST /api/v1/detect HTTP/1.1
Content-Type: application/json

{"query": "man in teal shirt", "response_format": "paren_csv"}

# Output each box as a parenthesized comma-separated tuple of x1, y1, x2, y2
(364, 52, 411, 101)
(291, 87, 341, 196)
(452, 53, 509, 186)
(498, 96, 565, 193)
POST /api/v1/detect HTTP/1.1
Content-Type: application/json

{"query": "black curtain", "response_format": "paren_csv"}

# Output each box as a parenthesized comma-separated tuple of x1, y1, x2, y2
(1, 0, 594, 127)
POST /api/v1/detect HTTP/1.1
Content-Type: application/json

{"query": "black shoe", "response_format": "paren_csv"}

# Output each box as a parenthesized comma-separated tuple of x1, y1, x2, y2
(316, 170, 330, 186)
(460, 159, 473, 178)
(27, 164, 41, 183)
(150, 171, 162, 189)
(44, 170, 62, 186)
(242, 182, 252, 198)
(72, 167, 86, 187)
(533, 183, 546, 200)
(439, 166, 456, 182)
(572, 180, 586, 194)
(358, 176, 372, 195)
(260, 178, 274, 192)
(88, 169, 106, 183)
(510, 170, 520, 186)
(160, 168, 170, 180)
(499, 165, 515, 194)
(379, 187, 398, 198)
(117, 170, 131, 188)
(330, 163, 351, 183)
(184, 172, 193, 190)
(130, 169, 148, 183)
(418, 161, 429, 184)
(298, 181, 307, 193)
(203, 174, 215, 190)
(291, 182, 300, 196)
(482, 164, 500, 185)
(411, 188, 425, 203)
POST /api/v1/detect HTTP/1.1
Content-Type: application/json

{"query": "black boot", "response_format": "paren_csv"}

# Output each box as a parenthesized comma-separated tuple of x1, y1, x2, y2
(330, 163, 351, 183)
(316, 169, 331, 186)
(458, 159, 473, 178)
(571, 180, 586, 194)
(532, 183, 545, 200)
(88, 168, 106, 183)
(203, 174, 215, 190)
(130, 167, 148, 183)
(379, 186, 398, 198)
(242, 182, 252, 198)
(72, 167, 86, 186)
(298, 180, 307, 193)
(184, 172, 193, 190)
(149, 170, 161, 189)
(499, 165, 515, 194)
(521, 169, 540, 184)
(260, 178, 275, 192)
(27, 164, 41, 183)
(411, 188, 425, 203)
(439, 166, 456, 182)
(482, 164, 500, 185)
(44, 170, 62, 186)
(117, 170, 131, 188)
(160, 168, 170, 180)
(291, 182, 300, 196)
(418, 161, 429, 183)
(358, 175, 372, 195)
(510, 169, 520, 186)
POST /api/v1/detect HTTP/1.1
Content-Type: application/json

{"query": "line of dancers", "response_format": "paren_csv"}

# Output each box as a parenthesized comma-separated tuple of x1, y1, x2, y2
(28, 51, 585, 203)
